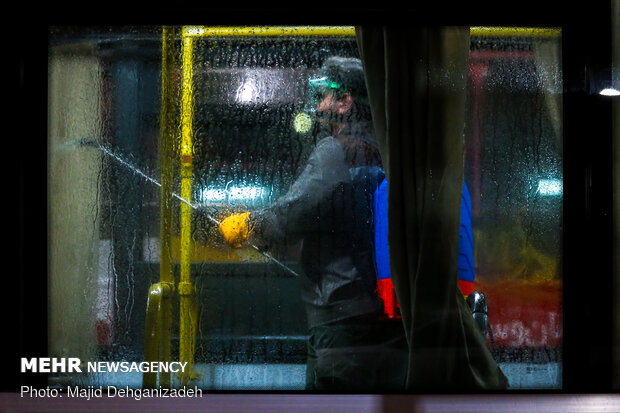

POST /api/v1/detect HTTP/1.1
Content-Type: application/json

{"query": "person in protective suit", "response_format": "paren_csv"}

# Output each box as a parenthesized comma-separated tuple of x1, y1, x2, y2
(218, 56, 408, 391)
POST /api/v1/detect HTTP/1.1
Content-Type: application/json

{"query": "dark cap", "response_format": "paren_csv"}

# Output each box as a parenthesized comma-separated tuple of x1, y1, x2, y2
(309, 57, 368, 102)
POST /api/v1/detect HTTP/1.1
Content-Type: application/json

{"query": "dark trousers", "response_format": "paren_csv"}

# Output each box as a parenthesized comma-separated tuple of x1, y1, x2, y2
(305, 314, 408, 391)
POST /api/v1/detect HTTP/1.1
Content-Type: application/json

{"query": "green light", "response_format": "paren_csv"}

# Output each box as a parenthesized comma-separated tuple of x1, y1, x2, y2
(293, 112, 313, 133)
(308, 76, 342, 91)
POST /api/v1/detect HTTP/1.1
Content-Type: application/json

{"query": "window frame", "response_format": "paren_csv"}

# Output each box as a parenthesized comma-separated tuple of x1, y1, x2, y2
(10, 3, 617, 407)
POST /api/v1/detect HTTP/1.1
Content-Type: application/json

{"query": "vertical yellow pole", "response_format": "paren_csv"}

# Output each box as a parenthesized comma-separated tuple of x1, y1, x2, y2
(178, 28, 199, 383)
(159, 26, 176, 293)
(158, 25, 176, 388)
(144, 26, 176, 390)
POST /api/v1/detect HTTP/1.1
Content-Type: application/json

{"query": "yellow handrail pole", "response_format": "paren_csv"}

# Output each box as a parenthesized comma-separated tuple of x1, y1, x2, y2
(178, 27, 199, 383)
(158, 25, 177, 388)
(143, 26, 177, 390)
(180, 25, 561, 39)
(470, 26, 561, 38)
(182, 25, 356, 38)
(142, 283, 171, 388)
(160, 26, 176, 291)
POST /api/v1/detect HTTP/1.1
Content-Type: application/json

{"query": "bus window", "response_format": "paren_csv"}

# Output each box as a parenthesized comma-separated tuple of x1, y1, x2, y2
(466, 27, 562, 389)
(47, 26, 562, 391)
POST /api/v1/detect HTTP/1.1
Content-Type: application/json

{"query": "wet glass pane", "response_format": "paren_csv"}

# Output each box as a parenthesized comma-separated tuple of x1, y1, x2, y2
(46, 26, 562, 392)
(465, 28, 562, 389)
(186, 30, 365, 389)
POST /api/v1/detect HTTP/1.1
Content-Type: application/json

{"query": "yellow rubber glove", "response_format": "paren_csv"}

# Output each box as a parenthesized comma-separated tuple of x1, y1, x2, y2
(219, 212, 252, 248)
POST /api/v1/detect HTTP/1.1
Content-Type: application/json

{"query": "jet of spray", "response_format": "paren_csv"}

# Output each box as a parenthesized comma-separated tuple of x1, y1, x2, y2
(72, 138, 299, 277)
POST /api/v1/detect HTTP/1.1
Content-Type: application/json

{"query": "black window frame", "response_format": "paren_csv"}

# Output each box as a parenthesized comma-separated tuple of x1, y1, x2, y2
(9, 2, 616, 400)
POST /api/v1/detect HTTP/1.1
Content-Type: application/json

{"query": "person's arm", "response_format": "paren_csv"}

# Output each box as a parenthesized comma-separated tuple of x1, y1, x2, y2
(219, 137, 347, 248)
(255, 137, 349, 246)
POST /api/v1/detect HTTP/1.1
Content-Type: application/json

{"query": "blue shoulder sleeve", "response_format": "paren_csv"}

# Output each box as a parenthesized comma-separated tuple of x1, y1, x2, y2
(457, 181, 475, 283)
(374, 177, 391, 280)
(373, 179, 475, 285)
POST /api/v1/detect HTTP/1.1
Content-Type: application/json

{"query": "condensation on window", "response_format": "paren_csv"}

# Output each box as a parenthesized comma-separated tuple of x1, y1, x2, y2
(466, 28, 562, 389)
(47, 26, 562, 391)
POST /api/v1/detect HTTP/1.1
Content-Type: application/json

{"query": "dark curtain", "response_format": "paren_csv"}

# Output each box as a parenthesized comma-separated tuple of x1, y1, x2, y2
(356, 26, 508, 390)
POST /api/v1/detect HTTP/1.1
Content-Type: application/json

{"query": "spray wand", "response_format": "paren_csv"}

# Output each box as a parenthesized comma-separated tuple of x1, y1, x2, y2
(74, 139, 299, 277)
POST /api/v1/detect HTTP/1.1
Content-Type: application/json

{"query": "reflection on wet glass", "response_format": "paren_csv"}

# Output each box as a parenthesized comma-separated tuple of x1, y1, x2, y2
(466, 29, 562, 389)
(47, 26, 562, 391)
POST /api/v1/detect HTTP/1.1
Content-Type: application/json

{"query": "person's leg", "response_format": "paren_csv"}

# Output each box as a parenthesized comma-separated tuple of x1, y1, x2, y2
(311, 315, 408, 391)
(305, 332, 318, 390)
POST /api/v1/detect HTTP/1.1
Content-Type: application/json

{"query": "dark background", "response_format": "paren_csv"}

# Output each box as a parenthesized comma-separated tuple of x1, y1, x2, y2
(7, 2, 615, 396)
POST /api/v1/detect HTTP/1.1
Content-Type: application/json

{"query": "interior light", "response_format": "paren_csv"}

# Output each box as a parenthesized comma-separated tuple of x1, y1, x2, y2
(236, 78, 258, 103)
(201, 185, 265, 203)
(293, 112, 313, 133)
(201, 188, 226, 202)
(599, 88, 620, 96)
(537, 179, 563, 196)
(228, 186, 264, 200)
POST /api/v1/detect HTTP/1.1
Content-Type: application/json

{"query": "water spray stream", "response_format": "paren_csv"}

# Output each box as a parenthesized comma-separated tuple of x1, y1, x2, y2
(75, 139, 299, 277)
